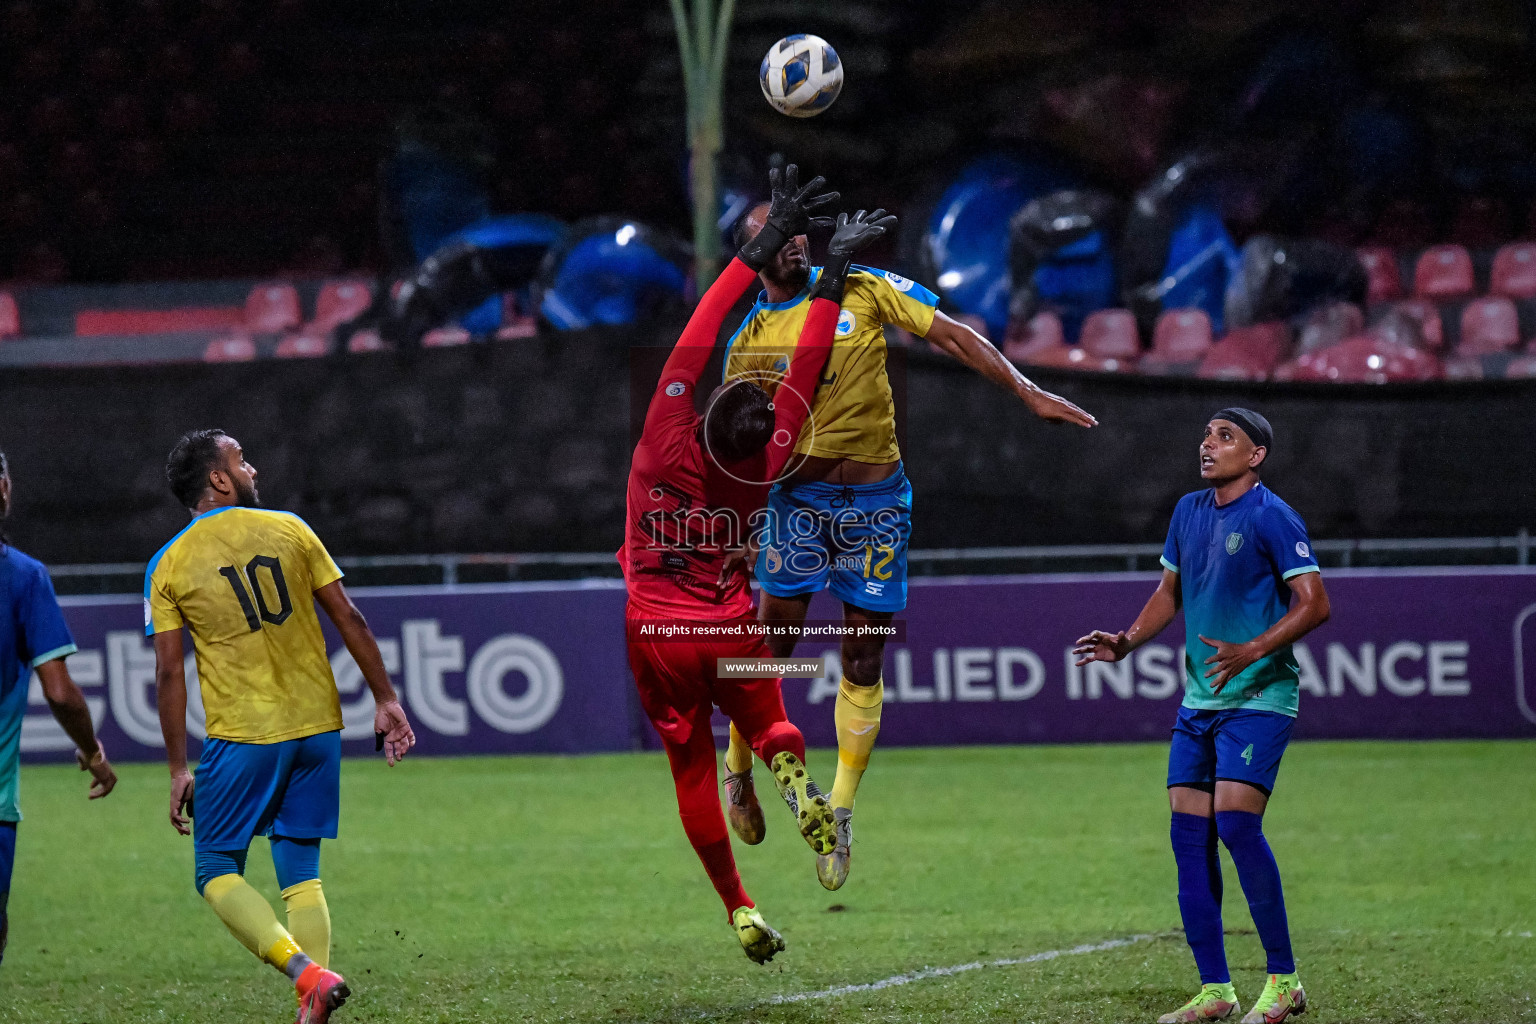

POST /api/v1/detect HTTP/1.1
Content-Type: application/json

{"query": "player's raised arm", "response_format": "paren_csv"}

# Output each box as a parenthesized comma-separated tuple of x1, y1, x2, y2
(1074, 568, 1182, 666)
(643, 164, 838, 443)
(313, 579, 415, 765)
(923, 310, 1098, 428)
(766, 208, 898, 481)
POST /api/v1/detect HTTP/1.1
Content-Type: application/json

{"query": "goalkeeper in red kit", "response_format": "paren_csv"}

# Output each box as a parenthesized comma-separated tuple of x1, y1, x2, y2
(621, 165, 895, 963)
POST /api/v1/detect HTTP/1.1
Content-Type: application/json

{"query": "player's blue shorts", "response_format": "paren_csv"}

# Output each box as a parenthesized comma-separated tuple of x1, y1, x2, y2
(1167, 705, 1295, 796)
(193, 730, 341, 854)
(0, 820, 15, 933)
(755, 463, 913, 613)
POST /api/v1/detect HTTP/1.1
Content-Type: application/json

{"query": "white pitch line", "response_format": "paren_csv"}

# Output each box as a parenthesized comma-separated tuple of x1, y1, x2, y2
(765, 932, 1165, 1005)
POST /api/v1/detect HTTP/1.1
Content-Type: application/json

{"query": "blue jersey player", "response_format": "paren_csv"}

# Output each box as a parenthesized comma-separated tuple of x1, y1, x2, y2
(0, 450, 117, 966)
(1075, 409, 1330, 1024)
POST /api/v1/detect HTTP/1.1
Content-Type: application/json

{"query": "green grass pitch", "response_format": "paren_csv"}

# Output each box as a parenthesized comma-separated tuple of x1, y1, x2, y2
(8, 740, 1534, 1023)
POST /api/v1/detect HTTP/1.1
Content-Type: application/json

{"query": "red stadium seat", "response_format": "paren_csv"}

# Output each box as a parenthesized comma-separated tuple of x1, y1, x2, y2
(1489, 243, 1536, 300)
(347, 330, 386, 354)
(1280, 335, 1440, 383)
(1505, 354, 1536, 378)
(312, 279, 373, 331)
(422, 327, 471, 348)
(274, 331, 329, 358)
(1151, 308, 1213, 361)
(1197, 323, 1291, 381)
(1003, 311, 1064, 362)
(0, 292, 19, 339)
(1388, 299, 1444, 351)
(1442, 357, 1485, 381)
(1356, 246, 1402, 303)
(1297, 302, 1364, 354)
(244, 282, 301, 333)
(204, 334, 257, 362)
(1079, 309, 1141, 360)
(1413, 245, 1475, 300)
(1458, 297, 1521, 355)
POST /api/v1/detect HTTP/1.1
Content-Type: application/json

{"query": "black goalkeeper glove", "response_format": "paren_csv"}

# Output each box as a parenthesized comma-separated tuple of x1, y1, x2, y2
(811, 209, 898, 302)
(737, 163, 839, 272)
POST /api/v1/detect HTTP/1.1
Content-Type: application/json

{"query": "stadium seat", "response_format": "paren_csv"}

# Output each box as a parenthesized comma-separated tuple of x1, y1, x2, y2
(1505, 354, 1536, 378)
(1458, 297, 1521, 354)
(1197, 322, 1291, 381)
(312, 279, 373, 331)
(244, 282, 301, 332)
(1003, 311, 1064, 362)
(1442, 356, 1485, 381)
(1151, 308, 1213, 361)
(1489, 242, 1536, 300)
(274, 332, 329, 358)
(0, 292, 18, 339)
(1413, 245, 1475, 300)
(1388, 299, 1444, 350)
(1280, 335, 1439, 383)
(1356, 246, 1402, 303)
(422, 327, 471, 348)
(1298, 302, 1364, 354)
(347, 329, 386, 354)
(1079, 309, 1141, 361)
(203, 334, 257, 362)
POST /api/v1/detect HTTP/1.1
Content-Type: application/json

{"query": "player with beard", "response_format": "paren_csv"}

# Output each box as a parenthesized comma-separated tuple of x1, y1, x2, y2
(623, 165, 897, 962)
(719, 201, 1099, 890)
(147, 429, 416, 1023)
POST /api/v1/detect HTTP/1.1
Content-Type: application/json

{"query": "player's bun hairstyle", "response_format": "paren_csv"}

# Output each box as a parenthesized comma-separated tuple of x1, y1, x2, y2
(166, 428, 231, 510)
(705, 380, 775, 464)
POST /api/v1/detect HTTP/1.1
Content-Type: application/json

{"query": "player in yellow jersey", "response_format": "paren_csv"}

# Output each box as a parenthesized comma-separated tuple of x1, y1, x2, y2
(720, 202, 1098, 890)
(146, 429, 415, 1024)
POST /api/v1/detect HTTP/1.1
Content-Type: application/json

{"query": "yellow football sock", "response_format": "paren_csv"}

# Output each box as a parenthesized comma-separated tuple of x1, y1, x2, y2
(202, 874, 303, 971)
(282, 879, 331, 969)
(830, 677, 883, 811)
(724, 723, 753, 774)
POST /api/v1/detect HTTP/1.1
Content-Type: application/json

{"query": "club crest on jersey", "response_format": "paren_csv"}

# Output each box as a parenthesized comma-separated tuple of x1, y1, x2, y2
(665, 381, 686, 397)
(765, 546, 783, 574)
(884, 271, 914, 292)
(773, 356, 789, 374)
(836, 310, 856, 336)
(1296, 541, 1310, 558)
(1225, 532, 1244, 555)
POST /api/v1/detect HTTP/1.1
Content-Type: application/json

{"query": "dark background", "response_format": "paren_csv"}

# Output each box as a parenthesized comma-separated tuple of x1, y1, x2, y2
(2, 333, 1530, 565)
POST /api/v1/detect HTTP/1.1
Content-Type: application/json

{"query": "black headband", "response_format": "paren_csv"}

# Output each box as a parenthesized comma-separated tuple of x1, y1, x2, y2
(1212, 407, 1273, 453)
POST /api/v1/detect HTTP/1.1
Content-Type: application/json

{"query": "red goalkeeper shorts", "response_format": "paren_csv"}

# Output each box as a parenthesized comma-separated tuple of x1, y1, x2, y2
(624, 601, 789, 746)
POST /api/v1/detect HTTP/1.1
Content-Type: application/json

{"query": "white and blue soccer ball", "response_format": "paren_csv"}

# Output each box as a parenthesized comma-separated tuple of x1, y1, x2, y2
(759, 35, 843, 118)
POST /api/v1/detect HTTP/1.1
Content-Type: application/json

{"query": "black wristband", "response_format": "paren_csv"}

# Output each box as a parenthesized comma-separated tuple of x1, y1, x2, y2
(737, 222, 790, 272)
(811, 256, 854, 302)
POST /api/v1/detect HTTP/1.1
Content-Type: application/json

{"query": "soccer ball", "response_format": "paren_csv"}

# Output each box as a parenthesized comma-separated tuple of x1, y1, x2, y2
(759, 35, 843, 118)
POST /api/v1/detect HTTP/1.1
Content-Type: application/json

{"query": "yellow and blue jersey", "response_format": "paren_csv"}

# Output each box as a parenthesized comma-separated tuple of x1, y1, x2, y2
(723, 265, 938, 463)
(145, 507, 345, 744)
(1161, 484, 1321, 717)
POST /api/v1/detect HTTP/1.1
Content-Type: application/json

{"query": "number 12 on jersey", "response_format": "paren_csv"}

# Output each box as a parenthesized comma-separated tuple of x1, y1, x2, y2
(219, 555, 293, 631)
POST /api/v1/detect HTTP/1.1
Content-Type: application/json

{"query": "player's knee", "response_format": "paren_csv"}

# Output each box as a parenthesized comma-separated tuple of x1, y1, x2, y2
(194, 848, 248, 896)
(1214, 809, 1263, 847)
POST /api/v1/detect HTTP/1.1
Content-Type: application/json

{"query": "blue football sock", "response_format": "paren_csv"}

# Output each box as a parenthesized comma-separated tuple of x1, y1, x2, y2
(194, 847, 248, 896)
(1217, 810, 1296, 975)
(270, 836, 322, 890)
(1171, 812, 1228, 984)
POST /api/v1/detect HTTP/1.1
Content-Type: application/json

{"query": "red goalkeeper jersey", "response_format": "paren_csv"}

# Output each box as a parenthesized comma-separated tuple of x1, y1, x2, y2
(620, 257, 838, 621)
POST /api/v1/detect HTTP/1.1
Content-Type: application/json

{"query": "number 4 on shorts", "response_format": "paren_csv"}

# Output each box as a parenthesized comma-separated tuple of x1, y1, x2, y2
(1240, 743, 1254, 766)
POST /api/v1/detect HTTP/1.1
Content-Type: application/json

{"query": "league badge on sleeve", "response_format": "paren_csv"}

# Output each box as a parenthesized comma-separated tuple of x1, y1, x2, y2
(665, 381, 686, 397)
(836, 310, 856, 336)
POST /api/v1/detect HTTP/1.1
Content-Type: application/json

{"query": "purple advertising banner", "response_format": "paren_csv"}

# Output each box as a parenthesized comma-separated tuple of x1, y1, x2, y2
(20, 567, 1536, 763)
